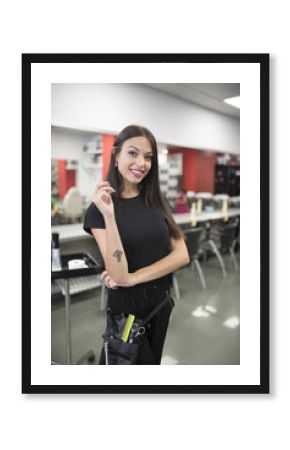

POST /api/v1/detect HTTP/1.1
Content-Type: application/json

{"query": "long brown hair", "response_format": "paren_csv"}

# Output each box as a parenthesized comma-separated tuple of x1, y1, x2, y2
(106, 124, 184, 240)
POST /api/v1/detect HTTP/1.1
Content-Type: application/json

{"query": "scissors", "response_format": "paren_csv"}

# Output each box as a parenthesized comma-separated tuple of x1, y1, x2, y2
(128, 325, 145, 343)
(135, 326, 145, 338)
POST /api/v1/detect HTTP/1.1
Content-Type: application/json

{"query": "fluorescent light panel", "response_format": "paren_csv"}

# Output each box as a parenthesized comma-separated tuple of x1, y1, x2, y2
(224, 96, 240, 109)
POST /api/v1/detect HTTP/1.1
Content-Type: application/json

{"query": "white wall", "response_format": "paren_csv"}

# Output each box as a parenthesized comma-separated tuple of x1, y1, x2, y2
(51, 83, 240, 154)
(51, 126, 99, 160)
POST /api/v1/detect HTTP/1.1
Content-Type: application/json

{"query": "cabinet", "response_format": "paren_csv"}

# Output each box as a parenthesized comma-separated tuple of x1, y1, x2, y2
(214, 164, 240, 196)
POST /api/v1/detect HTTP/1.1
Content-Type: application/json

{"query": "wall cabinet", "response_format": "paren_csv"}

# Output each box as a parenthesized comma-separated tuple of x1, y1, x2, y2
(214, 164, 240, 196)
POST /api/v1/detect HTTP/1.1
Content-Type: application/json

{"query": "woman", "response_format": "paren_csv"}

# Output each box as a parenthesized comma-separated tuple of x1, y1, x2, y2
(84, 124, 189, 364)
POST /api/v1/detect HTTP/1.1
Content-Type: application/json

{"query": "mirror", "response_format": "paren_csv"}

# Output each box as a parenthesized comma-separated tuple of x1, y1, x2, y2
(51, 158, 82, 225)
(51, 126, 103, 225)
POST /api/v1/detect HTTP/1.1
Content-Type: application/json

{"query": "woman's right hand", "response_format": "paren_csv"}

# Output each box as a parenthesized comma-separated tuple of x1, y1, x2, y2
(91, 181, 115, 218)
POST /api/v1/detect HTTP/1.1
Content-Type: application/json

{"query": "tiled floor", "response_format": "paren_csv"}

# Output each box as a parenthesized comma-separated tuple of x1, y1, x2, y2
(51, 254, 240, 365)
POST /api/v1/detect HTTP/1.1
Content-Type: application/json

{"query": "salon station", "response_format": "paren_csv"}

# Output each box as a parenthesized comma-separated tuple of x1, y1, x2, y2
(51, 83, 240, 365)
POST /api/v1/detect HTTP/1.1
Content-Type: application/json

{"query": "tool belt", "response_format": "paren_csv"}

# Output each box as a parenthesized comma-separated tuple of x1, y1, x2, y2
(100, 291, 172, 365)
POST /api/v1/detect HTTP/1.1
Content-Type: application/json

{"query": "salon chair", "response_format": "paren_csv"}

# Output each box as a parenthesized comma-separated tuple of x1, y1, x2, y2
(201, 217, 239, 274)
(172, 227, 206, 301)
(62, 187, 84, 223)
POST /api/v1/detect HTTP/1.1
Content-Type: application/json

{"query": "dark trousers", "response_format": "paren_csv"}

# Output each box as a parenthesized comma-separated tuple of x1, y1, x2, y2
(100, 286, 174, 365)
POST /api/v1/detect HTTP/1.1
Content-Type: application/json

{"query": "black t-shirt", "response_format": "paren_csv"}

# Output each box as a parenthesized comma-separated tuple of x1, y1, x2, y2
(83, 194, 173, 291)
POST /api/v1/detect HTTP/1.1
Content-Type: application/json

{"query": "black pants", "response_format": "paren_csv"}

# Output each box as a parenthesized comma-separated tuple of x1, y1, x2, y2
(100, 285, 174, 365)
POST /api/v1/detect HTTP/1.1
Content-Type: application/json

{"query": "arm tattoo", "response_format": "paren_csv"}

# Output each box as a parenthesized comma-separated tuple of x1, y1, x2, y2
(113, 249, 123, 262)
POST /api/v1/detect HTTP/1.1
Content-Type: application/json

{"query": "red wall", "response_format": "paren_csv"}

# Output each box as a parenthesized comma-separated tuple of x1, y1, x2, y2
(168, 148, 217, 193)
(102, 134, 116, 180)
(195, 151, 217, 193)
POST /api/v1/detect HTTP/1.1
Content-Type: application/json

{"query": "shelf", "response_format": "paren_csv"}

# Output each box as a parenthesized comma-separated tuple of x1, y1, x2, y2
(85, 149, 102, 155)
(55, 275, 101, 295)
(82, 164, 102, 170)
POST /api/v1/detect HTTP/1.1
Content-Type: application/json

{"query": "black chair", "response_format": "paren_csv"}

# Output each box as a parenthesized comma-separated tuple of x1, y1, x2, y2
(201, 217, 239, 275)
(200, 220, 228, 278)
(172, 227, 206, 300)
(219, 220, 239, 271)
(184, 227, 207, 289)
(231, 216, 240, 253)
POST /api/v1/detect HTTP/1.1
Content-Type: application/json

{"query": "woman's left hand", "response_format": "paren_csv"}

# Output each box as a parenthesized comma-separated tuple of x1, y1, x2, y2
(100, 271, 137, 289)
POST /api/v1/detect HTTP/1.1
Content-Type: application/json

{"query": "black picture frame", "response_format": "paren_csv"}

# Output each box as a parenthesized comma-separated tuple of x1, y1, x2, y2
(22, 53, 269, 394)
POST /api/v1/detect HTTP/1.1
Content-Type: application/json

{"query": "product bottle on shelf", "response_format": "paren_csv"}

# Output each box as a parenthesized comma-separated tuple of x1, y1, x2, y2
(51, 232, 62, 271)
(190, 202, 196, 227)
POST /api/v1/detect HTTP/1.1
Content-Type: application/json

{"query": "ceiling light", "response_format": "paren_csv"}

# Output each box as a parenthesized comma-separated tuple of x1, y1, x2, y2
(224, 96, 240, 109)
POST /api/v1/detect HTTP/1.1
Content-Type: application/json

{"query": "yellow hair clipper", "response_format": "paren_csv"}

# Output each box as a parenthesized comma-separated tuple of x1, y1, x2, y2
(121, 314, 135, 343)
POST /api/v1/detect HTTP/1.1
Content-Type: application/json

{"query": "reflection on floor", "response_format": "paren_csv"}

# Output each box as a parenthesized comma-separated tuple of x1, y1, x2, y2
(51, 254, 240, 365)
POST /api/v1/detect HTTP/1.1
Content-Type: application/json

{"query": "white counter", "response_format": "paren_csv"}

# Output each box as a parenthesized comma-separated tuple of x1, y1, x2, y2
(51, 223, 89, 241)
(52, 208, 240, 242)
(173, 208, 240, 224)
